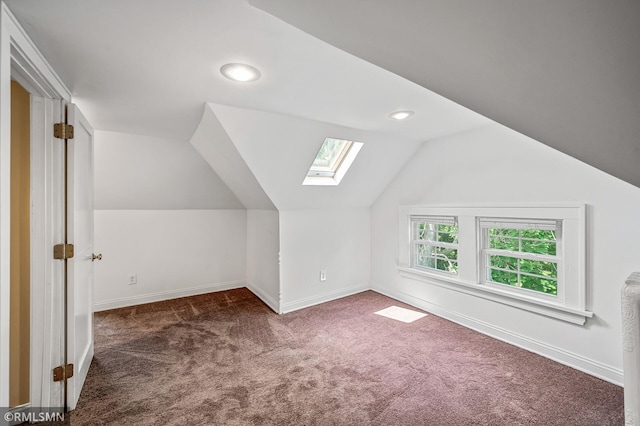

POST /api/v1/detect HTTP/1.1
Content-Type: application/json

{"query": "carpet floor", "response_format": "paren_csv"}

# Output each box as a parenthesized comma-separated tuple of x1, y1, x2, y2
(70, 289, 623, 425)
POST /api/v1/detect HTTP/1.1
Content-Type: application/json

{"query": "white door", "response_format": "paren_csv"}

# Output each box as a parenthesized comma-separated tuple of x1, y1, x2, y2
(65, 104, 95, 410)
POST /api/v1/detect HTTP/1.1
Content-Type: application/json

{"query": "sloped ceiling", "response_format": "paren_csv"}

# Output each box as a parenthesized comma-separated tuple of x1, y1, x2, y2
(5, 0, 493, 210)
(190, 105, 276, 210)
(208, 103, 425, 210)
(250, 0, 640, 188)
(4, 0, 487, 142)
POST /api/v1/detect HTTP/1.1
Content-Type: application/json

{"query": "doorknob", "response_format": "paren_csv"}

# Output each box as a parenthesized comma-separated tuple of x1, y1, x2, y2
(92, 253, 102, 261)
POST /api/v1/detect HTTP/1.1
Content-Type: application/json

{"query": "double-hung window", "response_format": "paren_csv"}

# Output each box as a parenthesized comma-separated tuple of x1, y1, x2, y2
(410, 216, 458, 275)
(398, 205, 589, 325)
(479, 218, 560, 298)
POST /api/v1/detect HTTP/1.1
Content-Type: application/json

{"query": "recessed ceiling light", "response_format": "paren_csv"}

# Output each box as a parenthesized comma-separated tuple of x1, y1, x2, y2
(220, 63, 261, 82)
(389, 110, 415, 120)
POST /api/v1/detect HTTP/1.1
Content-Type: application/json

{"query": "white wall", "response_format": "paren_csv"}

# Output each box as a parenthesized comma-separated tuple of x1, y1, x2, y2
(279, 208, 371, 312)
(93, 130, 248, 310)
(95, 130, 243, 210)
(246, 209, 280, 312)
(93, 210, 247, 311)
(190, 106, 276, 210)
(371, 123, 640, 384)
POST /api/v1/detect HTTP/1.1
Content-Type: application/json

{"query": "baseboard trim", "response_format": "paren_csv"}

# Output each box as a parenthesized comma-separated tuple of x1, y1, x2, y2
(372, 284, 624, 386)
(280, 284, 369, 314)
(246, 282, 280, 314)
(93, 280, 245, 312)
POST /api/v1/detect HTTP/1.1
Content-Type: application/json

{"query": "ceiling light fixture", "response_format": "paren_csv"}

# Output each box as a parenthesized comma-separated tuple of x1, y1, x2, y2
(389, 110, 415, 120)
(220, 63, 261, 82)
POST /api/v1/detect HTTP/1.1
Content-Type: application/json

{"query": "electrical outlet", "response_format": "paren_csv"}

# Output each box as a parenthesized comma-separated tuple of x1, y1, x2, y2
(320, 270, 326, 282)
(128, 274, 137, 285)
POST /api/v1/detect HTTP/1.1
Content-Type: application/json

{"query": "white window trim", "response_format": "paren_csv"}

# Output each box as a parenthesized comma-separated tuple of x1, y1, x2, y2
(398, 204, 592, 325)
(410, 215, 459, 276)
(479, 218, 562, 303)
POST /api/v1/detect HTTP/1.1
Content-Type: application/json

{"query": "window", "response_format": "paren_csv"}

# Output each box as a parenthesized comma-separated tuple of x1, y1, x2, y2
(480, 219, 560, 297)
(303, 137, 363, 186)
(308, 138, 352, 178)
(397, 205, 590, 325)
(411, 216, 459, 274)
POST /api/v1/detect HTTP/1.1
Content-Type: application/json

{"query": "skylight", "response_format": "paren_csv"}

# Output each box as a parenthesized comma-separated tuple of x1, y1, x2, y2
(303, 137, 363, 186)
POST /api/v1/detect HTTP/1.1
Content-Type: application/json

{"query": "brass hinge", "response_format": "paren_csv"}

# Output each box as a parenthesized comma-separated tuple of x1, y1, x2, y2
(53, 123, 74, 139)
(53, 364, 74, 382)
(53, 243, 74, 260)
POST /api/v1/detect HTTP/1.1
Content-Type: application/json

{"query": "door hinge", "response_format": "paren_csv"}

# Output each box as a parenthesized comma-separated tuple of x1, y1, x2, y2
(53, 364, 74, 382)
(53, 123, 74, 139)
(53, 243, 74, 260)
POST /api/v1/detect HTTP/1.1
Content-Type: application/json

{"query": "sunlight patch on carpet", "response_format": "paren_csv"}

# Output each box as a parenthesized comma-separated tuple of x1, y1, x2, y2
(374, 306, 427, 323)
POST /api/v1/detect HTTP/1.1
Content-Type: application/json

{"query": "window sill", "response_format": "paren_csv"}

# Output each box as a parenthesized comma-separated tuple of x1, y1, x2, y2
(397, 267, 593, 325)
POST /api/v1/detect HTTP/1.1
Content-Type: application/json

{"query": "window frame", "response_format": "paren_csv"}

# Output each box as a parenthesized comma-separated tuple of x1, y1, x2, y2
(410, 215, 459, 276)
(398, 205, 591, 325)
(307, 138, 353, 178)
(302, 137, 364, 186)
(479, 218, 562, 302)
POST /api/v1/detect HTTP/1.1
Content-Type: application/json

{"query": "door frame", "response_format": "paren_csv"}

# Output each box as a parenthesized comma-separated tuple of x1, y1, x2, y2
(0, 1, 72, 407)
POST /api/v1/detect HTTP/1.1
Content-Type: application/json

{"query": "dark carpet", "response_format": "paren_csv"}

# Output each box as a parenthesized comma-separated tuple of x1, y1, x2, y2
(71, 289, 623, 425)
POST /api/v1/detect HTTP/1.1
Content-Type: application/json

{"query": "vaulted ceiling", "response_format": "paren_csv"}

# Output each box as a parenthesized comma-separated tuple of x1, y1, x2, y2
(250, 0, 640, 188)
(6, 0, 638, 195)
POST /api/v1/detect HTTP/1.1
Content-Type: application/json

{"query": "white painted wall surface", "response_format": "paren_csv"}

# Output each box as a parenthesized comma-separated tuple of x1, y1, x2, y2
(371, 123, 640, 384)
(95, 130, 243, 210)
(279, 208, 370, 312)
(93, 210, 247, 311)
(246, 209, 280, 312)
(190, 106, 276, 210)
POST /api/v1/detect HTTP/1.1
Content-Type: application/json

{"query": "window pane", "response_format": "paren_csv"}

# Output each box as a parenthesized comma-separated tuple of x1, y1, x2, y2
(415, 222, 458, 243)
(490, 255, 517, 270)
(490, 236, 519, 251)
(414, 246, 458, 274)
(519, 259, 557, 278)
(424, 245, 437, 257)
(437, 231, 458, 244)
(520, 275, 557, 295)
(490, 269, 518, 285)
(490, 227, 557, 256)
(424, 228, 437, 241)
(521, 229, 555, 240)
(416, 245, 458, 263)
(437, 258, 458, 273)
(411, 216, 459, 275)
(435, 246, 457, 261)
(311, 138, 350, 170)
(521, 240, 556, 256)
(439, 224, 456, 233)
(416, 256, 426, 268)
(422, 257, 436, 268)
(491, 229, 520, 237)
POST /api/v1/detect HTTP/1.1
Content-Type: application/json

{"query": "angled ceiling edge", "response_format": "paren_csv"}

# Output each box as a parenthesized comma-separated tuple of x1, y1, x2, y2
(249, 0, 640, 189)
(189, 104, 276, 210)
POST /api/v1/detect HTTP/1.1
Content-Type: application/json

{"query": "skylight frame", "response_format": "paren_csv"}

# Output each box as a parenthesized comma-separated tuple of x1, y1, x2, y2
(308, 138, 353, 177)
(303, 137, 364, 186)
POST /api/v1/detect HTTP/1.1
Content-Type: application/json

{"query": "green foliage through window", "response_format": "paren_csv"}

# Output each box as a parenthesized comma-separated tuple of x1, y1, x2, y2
(485, 226, 558, 295)
(412, 219, 458, 274)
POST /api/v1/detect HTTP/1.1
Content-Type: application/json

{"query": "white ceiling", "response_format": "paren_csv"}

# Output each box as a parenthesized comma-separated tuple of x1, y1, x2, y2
(5, 0, 488, 143)
(6, 0, 498, 211)
(207, 103, 425, 210)
(249, 0, 640, 189)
